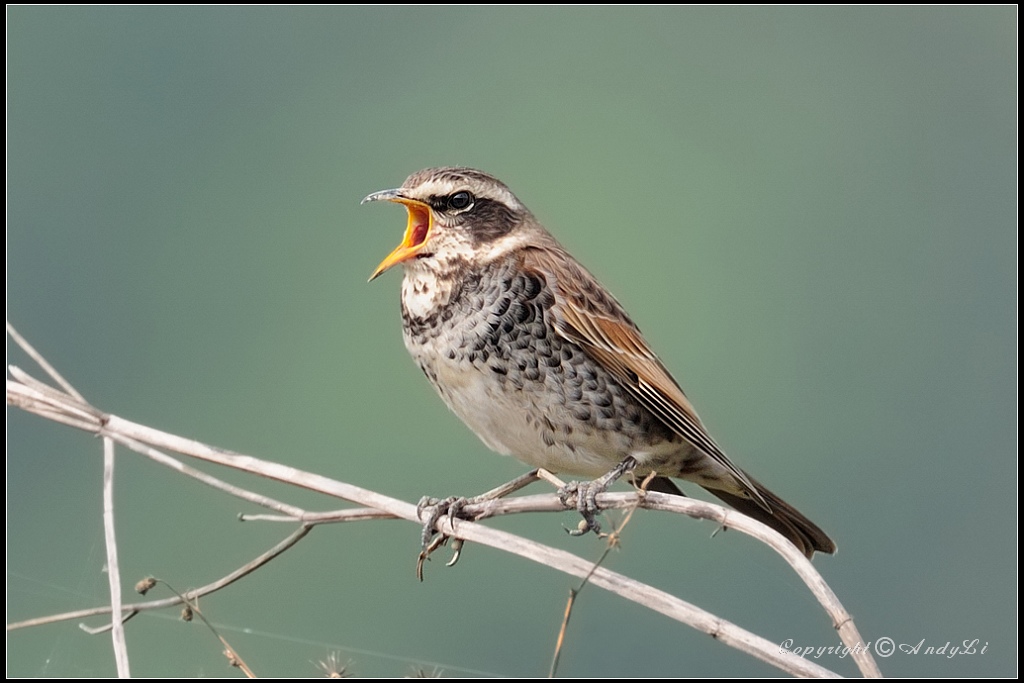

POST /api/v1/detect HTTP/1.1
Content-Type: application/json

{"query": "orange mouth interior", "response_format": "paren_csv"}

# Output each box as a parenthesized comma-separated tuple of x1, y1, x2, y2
(368, 199, 433, 281)
(407, 209, 429, 249)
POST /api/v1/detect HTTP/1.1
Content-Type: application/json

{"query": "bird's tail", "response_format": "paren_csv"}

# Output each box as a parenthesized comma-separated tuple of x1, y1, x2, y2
(649, 475, 836, 559)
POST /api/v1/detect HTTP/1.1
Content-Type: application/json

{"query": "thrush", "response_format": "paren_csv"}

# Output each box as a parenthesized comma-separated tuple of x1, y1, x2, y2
(363, 167, 836, 558)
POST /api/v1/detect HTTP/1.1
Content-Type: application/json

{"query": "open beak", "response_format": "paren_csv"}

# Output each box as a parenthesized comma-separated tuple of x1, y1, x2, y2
(361, 189, 433, 282)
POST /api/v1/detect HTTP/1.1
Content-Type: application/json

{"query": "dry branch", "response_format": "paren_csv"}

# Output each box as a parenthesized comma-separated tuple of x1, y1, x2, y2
(7, 327, 881, 678)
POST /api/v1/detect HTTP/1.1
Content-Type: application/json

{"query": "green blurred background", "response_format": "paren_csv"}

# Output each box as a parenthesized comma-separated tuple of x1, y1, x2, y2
(7, 7, 1015, 677)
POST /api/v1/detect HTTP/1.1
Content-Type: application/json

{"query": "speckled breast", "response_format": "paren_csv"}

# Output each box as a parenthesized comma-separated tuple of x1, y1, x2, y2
(398, 255, 679, 476)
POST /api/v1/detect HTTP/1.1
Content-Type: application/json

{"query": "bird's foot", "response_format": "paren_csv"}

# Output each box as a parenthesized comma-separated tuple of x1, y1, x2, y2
(556, 457, 639, 537)
(415, 496, 472, 581)
(416, 496, 470, 550)
(414, 471, 545, 579)
(557, 481, 602, 535)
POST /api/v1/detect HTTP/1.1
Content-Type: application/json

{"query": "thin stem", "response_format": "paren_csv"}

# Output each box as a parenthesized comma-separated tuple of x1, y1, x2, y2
(102, 437, 130, 677)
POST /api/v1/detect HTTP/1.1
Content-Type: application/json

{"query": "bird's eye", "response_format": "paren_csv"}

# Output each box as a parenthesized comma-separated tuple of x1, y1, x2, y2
(447, 191, 473, 211)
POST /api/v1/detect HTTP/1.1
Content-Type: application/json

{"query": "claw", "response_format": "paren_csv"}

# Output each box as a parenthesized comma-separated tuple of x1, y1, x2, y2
(446, 498, 467, 526)
(416, 533, 449, 581)
(446, 538, 464, 567)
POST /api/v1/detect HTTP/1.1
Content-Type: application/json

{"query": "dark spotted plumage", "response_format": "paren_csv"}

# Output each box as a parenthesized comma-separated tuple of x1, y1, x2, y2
(363, 167, 836, 558)
(404, 254, 677, 454)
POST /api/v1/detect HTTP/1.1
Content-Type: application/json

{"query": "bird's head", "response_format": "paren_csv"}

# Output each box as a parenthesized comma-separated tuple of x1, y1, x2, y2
(362, 167, 537, 281)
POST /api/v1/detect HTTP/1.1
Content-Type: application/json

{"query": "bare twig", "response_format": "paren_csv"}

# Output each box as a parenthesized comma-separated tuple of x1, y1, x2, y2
(239, 508, 396, 524)
(549, 476, 648, 678)
(6, 322, 84, 400)
(549, 588, 577, 678)
(109, 432, 306, 518)
(547, 527, 613, 678)
(148, 579, 256, 678)
(79, 610, 139, 634)
(8, 525, 313, 632)
(102, 437, 130, 677)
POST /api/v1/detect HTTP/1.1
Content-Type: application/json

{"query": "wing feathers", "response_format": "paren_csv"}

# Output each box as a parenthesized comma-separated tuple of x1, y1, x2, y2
(527, 246, 768, 510)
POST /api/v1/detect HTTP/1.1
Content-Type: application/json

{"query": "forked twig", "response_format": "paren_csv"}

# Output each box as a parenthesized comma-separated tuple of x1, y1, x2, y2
(141, 578, 256, 678)
(8, 525, 313, 632)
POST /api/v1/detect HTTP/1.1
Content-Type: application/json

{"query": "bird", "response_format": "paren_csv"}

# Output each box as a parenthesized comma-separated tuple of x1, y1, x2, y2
(362, 167, 836, 558)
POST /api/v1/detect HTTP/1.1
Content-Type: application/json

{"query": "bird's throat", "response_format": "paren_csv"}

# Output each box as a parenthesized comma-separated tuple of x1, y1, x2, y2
(400, 267, 453, 322)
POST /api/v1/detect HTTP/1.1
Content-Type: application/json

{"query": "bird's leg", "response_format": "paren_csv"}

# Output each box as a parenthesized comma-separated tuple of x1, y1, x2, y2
(557, 456, 638, 536)
(416, 469, 543, 571)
